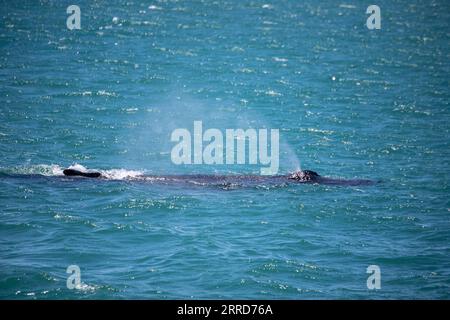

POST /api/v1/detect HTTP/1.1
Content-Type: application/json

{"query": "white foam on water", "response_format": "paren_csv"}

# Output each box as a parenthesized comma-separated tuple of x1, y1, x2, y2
(9, 164, 65, 176)
(67, 163, 89, 172)
(66, 164, 145, 180)
(74, 282, 98, 292)
(339, 4, 356, 9)
(3, 163, 145, 180)
(100, 168, 145, 180)
(148, 5, 162, 10)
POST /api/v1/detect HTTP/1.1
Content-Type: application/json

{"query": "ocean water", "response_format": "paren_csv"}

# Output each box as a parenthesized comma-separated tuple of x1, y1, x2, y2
(0, 0, 449, 299)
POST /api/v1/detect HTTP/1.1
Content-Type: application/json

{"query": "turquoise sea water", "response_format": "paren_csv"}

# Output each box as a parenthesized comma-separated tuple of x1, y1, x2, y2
(0, 0, 449, 299)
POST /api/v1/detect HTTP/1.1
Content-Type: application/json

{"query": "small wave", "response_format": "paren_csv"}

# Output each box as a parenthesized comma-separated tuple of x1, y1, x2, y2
(265, 90, 281, 96)
(339, 4, 356, 9)
(273, 57, 288, 62)
(96, 90, 118, 97)
(73, 282, 98, 292)
(262, 4, 274, 10)
(148, 5, 162, 10)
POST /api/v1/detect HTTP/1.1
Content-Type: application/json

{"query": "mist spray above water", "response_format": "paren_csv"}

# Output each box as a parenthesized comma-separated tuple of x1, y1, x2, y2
(118, 89, 302, 175)
(281, 141, 302, 173)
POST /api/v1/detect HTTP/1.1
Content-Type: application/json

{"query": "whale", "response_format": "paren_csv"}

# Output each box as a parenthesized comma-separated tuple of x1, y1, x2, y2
(62, 168, 374, 186)
(63, 168, 102, 178)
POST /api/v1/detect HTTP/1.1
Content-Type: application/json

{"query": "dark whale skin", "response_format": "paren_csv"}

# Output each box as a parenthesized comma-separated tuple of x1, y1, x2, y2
(61, 168, 374, 186)
(63, 169, 102, 178)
